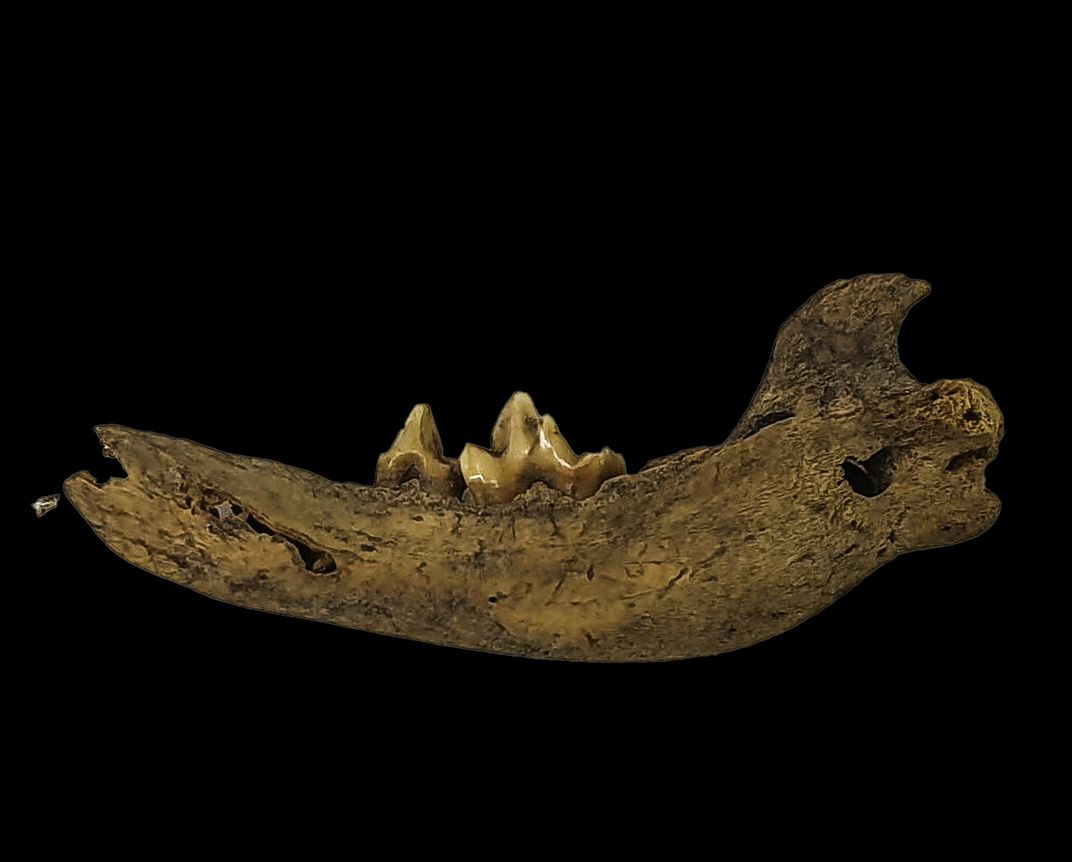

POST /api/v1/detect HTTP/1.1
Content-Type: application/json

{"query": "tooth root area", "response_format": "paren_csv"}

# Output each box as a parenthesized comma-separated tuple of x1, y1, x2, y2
(461, 392, 627, 505)
(376, 404, 463, 497)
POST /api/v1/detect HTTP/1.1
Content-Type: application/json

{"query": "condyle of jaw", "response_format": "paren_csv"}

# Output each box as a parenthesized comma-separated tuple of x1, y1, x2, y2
(62, 274, 1004, 662)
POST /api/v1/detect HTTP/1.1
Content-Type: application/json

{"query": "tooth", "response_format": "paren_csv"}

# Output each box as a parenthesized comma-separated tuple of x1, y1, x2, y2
(375, 404, 464, 498)
(460, 392, 627, 505)
(32, 493, 61, 518)
(490, 391, 542, 455)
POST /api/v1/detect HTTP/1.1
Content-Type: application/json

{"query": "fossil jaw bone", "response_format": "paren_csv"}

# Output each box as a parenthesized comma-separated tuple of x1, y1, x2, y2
(374, 404, 465, 498)
(62, 275, 1004, 662)
(459, 392, 627, 505)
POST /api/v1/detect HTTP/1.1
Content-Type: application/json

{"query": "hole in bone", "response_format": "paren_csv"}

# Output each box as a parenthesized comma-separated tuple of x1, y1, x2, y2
(946, 447, 990, 472)
(245, 513, 337, 574)
(246, 513, 274, 534)
(963, 409, 981, 422)
(841, 446, 897, 497)
(292, 541, 338, 574)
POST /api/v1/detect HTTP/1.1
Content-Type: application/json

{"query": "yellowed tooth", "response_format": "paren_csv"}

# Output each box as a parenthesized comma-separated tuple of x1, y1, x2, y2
(375, 404, 464, 498)
(538, 415, 578, 466)
(490, 391, 542, 455)
(460, 392, 626, 505)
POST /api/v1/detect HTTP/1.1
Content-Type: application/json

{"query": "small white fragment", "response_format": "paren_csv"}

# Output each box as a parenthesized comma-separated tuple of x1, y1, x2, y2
(102, 444, 118, 459)
(32, 494, 61, 518)
(214, 502, 235, 518)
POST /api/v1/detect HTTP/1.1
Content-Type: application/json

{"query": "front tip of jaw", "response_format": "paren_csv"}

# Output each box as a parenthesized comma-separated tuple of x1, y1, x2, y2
(63, 470, 108, 520)
(65, 469, 99, 489)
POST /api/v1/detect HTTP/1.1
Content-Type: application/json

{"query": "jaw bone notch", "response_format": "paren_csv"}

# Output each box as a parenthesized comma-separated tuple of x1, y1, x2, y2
(459, 392, 627, 505)
(375, 404, 465, 498)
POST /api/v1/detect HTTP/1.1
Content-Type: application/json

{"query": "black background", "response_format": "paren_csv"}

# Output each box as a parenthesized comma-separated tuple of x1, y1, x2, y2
(16, 106, 1034, 791)
(5, 6, 1064, 846)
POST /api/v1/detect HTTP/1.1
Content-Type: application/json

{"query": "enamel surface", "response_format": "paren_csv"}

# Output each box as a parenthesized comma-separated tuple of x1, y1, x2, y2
(459, 392, 627, 505)
(374, 404, 464, 498)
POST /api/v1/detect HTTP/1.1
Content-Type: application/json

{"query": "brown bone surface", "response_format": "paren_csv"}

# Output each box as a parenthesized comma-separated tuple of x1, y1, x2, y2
(64, 275, 1003, 662)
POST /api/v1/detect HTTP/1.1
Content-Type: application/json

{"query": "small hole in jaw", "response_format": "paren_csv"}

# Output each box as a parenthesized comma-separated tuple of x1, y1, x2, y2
(841, 446, 897, 497)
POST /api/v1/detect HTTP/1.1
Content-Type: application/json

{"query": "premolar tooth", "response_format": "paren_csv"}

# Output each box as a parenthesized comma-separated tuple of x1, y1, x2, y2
(460, 392, 626, 505)
(376, 404, 464, 498)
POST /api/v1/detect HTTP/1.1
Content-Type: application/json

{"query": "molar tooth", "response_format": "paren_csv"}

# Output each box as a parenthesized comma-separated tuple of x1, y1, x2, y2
(491, 391, 542, 455)
(568, 447, 628, 500)
(461, 392, 627, 505)
(376, 404, 464, 498)
(458, 444, 504, 500)
(538, 415, 579, 466)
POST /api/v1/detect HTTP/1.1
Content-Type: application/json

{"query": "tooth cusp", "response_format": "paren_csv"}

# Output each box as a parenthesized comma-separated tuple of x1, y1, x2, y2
(460, 392, 626, 505)
(379, 394, 627, 504)
(375, 404, 465, 498)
